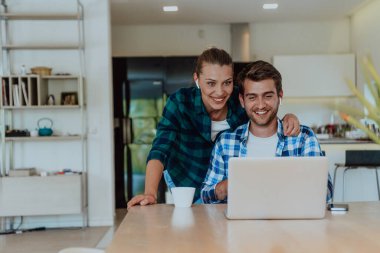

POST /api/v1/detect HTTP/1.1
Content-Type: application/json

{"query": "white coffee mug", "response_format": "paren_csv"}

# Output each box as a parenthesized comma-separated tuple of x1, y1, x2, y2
(171, 187, 195, 208)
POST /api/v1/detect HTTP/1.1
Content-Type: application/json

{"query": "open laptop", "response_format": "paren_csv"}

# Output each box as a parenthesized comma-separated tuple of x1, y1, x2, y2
(225, 156, 328, 220)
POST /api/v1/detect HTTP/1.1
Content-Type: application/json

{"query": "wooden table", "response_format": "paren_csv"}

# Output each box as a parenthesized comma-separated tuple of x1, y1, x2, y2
(106, 202, 380, 253)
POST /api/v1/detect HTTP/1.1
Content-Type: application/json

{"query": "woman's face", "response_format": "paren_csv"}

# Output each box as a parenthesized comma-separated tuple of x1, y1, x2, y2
(195, 63, 234, 113)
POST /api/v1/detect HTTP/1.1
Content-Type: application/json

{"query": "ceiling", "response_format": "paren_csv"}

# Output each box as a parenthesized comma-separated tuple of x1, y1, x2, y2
(110, 0, 371, 25)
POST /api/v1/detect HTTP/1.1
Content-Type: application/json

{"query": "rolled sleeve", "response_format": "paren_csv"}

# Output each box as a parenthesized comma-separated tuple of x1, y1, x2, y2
(201, 140, 227, 203)
(147, 96, 180, 166)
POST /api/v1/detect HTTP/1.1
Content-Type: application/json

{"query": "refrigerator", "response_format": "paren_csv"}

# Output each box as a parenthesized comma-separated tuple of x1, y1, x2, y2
(113, 56, 196, 207)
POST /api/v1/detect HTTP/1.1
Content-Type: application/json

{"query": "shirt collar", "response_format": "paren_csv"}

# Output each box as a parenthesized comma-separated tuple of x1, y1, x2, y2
(240, 118, 285, 144)
(194, 88, 206, 114)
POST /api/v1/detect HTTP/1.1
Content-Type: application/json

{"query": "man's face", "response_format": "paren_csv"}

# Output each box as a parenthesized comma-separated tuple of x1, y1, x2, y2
(239, 78, 282, 128)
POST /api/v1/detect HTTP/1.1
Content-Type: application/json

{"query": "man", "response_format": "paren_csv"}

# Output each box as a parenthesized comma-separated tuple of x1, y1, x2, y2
(201, 60, 333, 203)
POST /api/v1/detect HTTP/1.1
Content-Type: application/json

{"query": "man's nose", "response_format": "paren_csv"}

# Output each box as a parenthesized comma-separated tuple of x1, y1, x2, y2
(256, 97, 265, 108)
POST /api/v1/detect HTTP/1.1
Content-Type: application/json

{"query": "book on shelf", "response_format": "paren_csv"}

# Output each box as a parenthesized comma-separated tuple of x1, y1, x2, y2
(21, 81, 30, 106)
(2, 79, 9, 106)
(12, 84, 20, 106)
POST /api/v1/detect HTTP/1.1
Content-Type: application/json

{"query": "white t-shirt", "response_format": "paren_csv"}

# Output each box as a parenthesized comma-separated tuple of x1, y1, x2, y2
(246, 132, 278, 157)
(211, 120, 230, 141)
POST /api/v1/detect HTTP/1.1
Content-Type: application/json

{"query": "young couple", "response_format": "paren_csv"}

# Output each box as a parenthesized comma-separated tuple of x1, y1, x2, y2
(128, 47, 332, 208)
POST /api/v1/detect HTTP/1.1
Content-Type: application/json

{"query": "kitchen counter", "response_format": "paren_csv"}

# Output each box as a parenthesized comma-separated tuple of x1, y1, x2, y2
(318, 138, 374, 144)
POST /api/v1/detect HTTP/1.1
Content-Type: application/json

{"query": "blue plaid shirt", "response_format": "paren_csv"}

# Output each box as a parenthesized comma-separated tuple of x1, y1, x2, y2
(201, 119, 333, 203)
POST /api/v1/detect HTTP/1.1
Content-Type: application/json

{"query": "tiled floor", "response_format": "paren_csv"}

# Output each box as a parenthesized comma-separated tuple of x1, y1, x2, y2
(0, 209, 127, 253)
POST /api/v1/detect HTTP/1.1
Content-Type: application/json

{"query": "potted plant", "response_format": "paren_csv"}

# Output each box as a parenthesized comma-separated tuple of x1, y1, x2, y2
(339, 56, 380, 144)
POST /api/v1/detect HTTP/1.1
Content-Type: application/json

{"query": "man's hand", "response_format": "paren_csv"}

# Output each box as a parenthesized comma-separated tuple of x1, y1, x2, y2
(282, 113, 300, 136)
(215, 180, 228, 201)
(127, 194, 157, 210)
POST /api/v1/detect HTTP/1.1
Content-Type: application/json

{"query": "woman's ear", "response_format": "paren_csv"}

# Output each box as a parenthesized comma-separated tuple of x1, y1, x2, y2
(193, 73, 200, 88)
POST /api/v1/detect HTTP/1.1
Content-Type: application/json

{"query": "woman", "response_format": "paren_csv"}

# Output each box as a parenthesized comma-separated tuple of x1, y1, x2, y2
(127, 48, 299, 208)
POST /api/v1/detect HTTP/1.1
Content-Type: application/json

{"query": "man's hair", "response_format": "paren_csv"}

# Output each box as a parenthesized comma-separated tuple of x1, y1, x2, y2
(195, 47, 233, 76)
(237, 60, 282, 95)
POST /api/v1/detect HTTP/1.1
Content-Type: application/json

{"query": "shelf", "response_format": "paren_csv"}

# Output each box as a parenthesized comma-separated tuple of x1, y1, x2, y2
(2, 75, 79, 79)
(41, 75, 80, 80)
(0, 0, 87, 223)
(2, 105, 81, 109)
(5, 135, 84, 142)
(2, 44, 83, 50)
(0, 13, 82, 20)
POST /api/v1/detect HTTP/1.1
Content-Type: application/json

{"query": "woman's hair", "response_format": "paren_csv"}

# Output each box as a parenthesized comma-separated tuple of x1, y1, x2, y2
(195, 47, 233, 76)
(237, 60, 282, 95)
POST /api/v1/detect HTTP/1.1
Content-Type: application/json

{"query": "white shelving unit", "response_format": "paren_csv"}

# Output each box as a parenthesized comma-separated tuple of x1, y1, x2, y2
(0, 0, 87, 227)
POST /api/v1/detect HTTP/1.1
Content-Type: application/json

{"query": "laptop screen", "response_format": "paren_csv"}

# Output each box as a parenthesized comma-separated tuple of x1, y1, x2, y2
(226, 157, 328, 219)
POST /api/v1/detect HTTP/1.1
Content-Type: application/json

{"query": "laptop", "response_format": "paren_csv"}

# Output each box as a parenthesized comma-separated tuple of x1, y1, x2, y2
(225, 156, 328, 220)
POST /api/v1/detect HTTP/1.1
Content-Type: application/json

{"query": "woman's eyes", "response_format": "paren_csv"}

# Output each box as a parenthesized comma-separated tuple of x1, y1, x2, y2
(224, 80, 233, 86)
(206, 80, 232, 87)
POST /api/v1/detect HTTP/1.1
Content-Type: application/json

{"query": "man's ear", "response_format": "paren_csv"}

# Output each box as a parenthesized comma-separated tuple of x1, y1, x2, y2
(239, 93, 244, 108)
(279, 90, 283, 104)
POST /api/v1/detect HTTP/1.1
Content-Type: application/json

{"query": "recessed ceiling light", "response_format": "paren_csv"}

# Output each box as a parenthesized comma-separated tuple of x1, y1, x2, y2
(163, 5, 178, 12)
(263, 3, 278, 10)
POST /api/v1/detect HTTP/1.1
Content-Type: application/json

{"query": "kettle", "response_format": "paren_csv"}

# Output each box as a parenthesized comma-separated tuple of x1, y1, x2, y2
(38, 118, 53, 136)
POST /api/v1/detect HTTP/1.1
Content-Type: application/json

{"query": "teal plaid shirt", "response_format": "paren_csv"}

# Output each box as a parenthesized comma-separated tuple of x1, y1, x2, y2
(147, 87, 248, 200)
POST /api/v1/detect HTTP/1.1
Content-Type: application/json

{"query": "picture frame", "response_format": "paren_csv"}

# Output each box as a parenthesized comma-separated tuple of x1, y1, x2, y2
(61, 92, 78, 105)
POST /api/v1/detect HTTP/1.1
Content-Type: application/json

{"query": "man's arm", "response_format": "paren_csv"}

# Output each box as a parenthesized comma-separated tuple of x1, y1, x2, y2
(282, 113, 300, 136)
(201, 140, 228, 203)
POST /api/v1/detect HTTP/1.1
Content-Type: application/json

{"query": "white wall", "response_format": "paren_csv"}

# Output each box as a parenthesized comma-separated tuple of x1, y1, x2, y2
(83, 0, 114, 227)
(1, 0, 114, 227)
(112, 24, 231, 56)
(249, 20, 351, 62)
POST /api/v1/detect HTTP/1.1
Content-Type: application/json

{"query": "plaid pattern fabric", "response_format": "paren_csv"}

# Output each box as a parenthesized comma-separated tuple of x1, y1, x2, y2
(201, 119, 333, 203)
(147, 87, 248, 201)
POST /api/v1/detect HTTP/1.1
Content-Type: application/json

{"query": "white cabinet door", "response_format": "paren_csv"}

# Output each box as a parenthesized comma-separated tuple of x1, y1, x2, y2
(273, 54, 355, 97)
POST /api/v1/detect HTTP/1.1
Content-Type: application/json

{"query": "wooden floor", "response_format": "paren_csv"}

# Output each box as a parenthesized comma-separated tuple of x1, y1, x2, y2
(0, 209, 127, 253)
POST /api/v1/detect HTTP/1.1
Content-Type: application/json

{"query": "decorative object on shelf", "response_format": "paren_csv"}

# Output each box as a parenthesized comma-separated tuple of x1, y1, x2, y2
(5, 129, 30, 137)
(338, 56, 380, 144)
(37, 117, 53, 136)
(19, 65, 27, 75)
(61, 91, 78, 105)
(30, 129, 38, 137)
(47, 94, 55, 105)
(31, 66, 52, 76)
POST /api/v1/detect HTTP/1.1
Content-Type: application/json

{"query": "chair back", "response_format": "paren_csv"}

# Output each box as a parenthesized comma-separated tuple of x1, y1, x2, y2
(345, 150, 380, 166)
